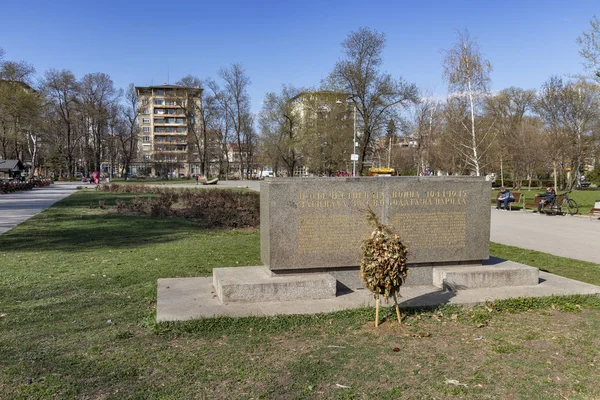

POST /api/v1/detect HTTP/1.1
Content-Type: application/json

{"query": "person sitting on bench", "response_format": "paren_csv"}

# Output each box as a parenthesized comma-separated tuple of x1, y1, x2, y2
(536, 185, 556, 213)
(496, 187, 514, 210)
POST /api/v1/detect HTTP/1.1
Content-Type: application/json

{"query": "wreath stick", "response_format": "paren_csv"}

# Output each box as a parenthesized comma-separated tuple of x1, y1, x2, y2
(375, 296, 380, 327)
(393, 293, 402, 324)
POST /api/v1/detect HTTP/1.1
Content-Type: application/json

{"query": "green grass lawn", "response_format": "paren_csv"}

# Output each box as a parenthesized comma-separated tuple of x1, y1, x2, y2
(492, 188, 600, 214)
(1, 190, 600, 399)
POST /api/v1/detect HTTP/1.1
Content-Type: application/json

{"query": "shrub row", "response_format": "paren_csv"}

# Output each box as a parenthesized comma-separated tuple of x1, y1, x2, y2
(178, 189, 260, 228)
(0, 179, 52, 194)
(105, 184, 260, 228)
(32, 179, 52, 188)
(98, 183, 172, 195)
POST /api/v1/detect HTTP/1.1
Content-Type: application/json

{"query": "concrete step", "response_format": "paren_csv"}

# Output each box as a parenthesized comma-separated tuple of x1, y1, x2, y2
(433, 262, 539, 289)
(213, 266, 337, 303)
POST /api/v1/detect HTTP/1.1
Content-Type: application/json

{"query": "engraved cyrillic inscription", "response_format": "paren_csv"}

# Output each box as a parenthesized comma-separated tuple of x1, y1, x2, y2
(390, 212, 467, 249)
(297, 215, 370, 254)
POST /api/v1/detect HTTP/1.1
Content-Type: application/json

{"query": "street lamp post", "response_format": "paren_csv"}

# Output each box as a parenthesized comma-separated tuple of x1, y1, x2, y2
(352, 102, 357, 176)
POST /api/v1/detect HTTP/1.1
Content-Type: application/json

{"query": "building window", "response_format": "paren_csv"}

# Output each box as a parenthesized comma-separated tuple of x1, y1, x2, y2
(155, 127, 165, 133)
(141, 109, 149, 115)
(176, 127, 186, 133)
(143, 154, 150, 160)
(154, 109, 164, 115)
(142, 118, 150, 124)
(142, 99, 149, 105)
(176, 118, 185, 124)
(155, 89, 164, 96)
(142, 127, 150, 133)
(143, 136, 150, 142)
(154, 99, 164, 105)
(154, 118, 165, 124)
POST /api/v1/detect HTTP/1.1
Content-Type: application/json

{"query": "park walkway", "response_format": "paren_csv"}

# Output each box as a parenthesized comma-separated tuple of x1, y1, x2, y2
(490, 209, 600, 264)
(0, 183, 78, 235)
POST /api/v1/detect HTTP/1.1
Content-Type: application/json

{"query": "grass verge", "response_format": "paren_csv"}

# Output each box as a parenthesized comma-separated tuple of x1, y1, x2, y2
(491, 242, 600, 286)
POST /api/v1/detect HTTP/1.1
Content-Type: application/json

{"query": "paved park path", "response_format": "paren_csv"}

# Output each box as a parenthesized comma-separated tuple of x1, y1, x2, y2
(0, 183, 79, 235)
(490, 209, 600, 264)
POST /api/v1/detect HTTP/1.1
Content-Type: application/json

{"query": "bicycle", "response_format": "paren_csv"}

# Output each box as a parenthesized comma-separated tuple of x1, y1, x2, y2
(549, 190, 579, 216)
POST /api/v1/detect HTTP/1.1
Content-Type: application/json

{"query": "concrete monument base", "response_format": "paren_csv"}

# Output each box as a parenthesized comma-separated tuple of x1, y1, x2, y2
(433, 263, 539, 289)
(210, 258, 541, 305)
(213, 266, 336, 303)
(156, 267, 600, 321)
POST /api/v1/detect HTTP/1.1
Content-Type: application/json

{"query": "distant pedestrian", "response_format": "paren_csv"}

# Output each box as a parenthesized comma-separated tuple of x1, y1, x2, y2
(194, 175, 199, 185)
(496, 187, 514, 210)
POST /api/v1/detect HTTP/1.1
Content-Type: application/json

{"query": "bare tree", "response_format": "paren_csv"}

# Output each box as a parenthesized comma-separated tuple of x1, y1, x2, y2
(0, 60, 35, 85)
(41, 69, 81, 177)
(218, 63, 253, 179)
(79, 72, 121, 173)
(518, 117, 546, 190)
(485, 87, 536, 186)
(259, 86, 304, 176)
(175, 75, 222, 177)
(0, 59, 40, 164)
(443, 30, 493, 176)
(535, 77, 599, 189)
(327, 27, 418, 174)
(412, 96, 442, 175)
(116, 83, 140, 176)
(577, 15, 600, 80)
(205, 80, 231, 178)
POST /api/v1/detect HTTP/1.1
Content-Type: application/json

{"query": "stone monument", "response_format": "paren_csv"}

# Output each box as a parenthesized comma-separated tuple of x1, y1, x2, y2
(212, 176, 538, 303)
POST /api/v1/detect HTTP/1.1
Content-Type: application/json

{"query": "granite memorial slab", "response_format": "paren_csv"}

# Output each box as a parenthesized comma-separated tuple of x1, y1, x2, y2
(261, 176, 491, 272)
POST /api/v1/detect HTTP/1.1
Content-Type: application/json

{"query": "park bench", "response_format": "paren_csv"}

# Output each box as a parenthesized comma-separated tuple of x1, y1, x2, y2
(524, 194, 565, 214)
(590, 200, 600, 220)
(491, 192, 522, 210)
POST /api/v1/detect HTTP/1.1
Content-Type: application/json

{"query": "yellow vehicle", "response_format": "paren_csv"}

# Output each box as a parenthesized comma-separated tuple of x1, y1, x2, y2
(368, 168, 395, 176)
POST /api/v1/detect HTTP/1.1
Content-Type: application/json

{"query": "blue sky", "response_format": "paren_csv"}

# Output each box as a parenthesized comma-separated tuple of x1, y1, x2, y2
(1, 0, 598, 114)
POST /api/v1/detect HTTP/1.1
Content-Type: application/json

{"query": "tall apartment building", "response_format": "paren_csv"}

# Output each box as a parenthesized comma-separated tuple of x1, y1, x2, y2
(135, 84, 202, 177)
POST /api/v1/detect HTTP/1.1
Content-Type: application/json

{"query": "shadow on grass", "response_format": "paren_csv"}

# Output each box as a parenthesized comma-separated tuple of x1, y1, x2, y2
(400, 287, 456, 309)
(0, 212, 202, 253)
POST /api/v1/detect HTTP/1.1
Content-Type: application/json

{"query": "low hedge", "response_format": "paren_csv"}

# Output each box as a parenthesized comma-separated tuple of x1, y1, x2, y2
(102, 184, 260, 228)
(0, 179, 52, 194)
